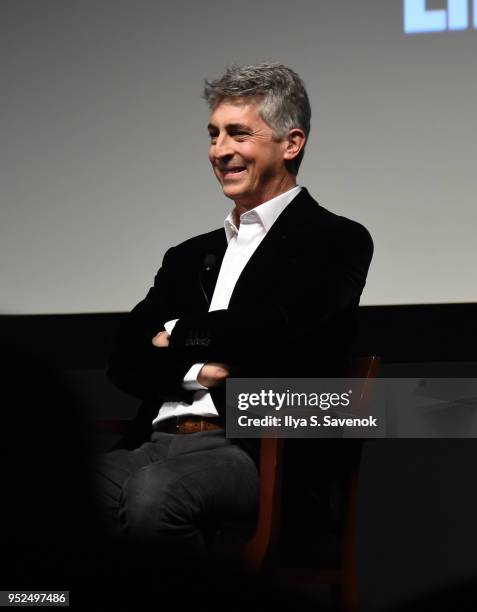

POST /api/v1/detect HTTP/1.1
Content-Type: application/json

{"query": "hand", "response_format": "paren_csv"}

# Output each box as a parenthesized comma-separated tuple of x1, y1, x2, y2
(198, 363, 230, 388)
(152, 331, 170, 348)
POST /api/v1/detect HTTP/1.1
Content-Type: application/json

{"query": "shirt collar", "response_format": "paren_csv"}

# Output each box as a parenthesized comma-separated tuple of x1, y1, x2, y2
(224, 185, 302, 243)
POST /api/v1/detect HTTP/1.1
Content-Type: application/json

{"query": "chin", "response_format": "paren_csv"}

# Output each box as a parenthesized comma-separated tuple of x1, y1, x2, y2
(221, 185, 246, 200)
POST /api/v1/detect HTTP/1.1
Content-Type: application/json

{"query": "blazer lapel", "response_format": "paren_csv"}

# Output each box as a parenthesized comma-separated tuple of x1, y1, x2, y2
(227, 188, 320, 308)
(199, 231, 227, 307)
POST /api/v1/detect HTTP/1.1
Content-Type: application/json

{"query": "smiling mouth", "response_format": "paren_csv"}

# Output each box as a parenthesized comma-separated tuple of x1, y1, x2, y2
(222, 167, 246, 179)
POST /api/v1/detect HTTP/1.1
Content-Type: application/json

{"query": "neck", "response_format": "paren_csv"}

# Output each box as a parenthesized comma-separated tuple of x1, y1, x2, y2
(233, 177, 297, 225)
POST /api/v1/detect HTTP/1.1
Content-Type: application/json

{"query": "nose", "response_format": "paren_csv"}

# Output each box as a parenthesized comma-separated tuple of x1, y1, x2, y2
(212, 132, 234, 161)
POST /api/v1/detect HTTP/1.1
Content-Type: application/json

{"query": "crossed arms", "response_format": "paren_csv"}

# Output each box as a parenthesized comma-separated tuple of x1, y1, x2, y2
(107, 219, 373, 408)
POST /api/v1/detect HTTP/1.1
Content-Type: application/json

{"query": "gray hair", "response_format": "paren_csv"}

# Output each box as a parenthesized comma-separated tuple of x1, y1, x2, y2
(203, 63, 311, 175)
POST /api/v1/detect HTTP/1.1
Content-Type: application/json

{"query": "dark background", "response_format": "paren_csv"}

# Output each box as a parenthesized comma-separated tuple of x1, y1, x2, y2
(2, 305, 477, 609)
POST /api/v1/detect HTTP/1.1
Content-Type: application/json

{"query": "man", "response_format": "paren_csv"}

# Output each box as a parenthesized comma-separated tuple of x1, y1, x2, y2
(95, 63, 373, 571)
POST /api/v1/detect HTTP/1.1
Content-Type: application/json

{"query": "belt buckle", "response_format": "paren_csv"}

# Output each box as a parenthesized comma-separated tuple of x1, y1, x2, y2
(175, 416, 184, 434)
(174, 416, 211, 434)
(175, 416, 196, 434)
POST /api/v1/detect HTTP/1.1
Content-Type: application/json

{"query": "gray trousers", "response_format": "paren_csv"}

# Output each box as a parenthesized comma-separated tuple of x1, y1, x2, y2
(93, 429, 259, 569)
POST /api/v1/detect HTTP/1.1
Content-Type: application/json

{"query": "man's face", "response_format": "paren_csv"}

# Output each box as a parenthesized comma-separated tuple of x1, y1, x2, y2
(207, 98, 290, 209)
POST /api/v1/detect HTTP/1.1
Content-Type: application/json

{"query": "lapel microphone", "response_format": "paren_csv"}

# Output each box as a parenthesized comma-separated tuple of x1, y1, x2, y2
(203, 254, 217, 271)
(198, 254, 218, 308)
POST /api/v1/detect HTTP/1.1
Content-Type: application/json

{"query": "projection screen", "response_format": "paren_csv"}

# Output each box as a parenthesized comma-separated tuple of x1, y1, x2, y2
(2, 0, 476, 313)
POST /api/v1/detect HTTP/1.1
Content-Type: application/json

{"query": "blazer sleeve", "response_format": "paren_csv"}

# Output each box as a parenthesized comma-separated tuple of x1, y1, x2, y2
(168, 221, 373, 364)
(107, 247, 203, 402)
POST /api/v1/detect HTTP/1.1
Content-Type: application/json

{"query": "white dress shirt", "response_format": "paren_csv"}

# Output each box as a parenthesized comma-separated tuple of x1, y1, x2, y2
(152, 185, 302, 426)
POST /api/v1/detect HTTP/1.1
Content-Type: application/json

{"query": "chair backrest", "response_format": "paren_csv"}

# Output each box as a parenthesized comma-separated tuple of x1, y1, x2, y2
(242, 436, 285, 570)
(242, 356, 381, 572)
(348, 355, 381, 413)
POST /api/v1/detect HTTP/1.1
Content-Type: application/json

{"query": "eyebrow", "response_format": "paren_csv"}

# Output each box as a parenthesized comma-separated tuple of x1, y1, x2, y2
(207, 122, 252, 133)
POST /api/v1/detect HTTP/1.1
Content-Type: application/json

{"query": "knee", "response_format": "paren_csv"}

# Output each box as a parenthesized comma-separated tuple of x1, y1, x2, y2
(119, 465, 196, 533)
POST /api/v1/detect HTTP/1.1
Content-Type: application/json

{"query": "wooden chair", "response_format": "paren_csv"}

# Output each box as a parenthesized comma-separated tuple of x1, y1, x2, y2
(242, 356, 381, 612)
(94, 356, 380, 611)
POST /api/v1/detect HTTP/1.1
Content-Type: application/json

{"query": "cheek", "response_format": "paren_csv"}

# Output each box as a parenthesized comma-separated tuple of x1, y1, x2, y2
(237, 143, 256, 163)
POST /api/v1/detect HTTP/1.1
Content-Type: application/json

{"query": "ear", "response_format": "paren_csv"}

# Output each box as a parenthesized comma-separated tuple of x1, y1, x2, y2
(283, 128, 306, 162)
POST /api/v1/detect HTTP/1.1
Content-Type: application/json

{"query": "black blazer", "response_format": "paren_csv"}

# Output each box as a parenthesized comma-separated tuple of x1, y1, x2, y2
(108, 188, 373, 457)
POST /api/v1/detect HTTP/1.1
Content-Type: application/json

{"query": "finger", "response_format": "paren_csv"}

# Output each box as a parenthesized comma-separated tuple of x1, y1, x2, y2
(152, 331, 169, 347)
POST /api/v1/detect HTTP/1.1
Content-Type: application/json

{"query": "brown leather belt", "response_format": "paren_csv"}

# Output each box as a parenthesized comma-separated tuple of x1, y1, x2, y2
(157, 416, 223, 435)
